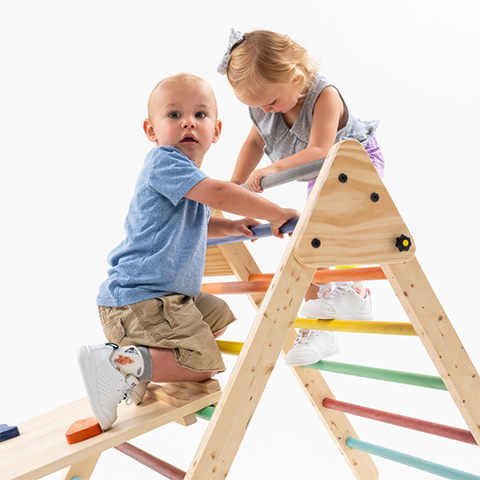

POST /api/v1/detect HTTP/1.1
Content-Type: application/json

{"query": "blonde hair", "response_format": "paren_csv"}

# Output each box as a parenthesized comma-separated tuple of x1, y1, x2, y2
(147, 73, 216, 118)
(227, 30, 319, 98)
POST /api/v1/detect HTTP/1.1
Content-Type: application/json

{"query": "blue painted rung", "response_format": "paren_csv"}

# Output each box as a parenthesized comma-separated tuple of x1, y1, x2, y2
(207, 217, 298, 247)
(347, 437, 480, 480)
(72, 477, 82, 480)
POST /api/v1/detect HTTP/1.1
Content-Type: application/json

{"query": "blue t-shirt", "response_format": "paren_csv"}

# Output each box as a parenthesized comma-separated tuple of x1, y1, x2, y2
(97, 146, 210, 307)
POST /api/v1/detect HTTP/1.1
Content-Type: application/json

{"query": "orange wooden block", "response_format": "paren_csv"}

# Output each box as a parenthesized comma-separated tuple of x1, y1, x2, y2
(65, 417, 102, 444)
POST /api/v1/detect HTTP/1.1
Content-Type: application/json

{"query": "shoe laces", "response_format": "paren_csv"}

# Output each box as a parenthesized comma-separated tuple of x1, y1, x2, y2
(317, 282, 353, 299)
(294, 329, 320, 346)
(113, 374, 138, 406)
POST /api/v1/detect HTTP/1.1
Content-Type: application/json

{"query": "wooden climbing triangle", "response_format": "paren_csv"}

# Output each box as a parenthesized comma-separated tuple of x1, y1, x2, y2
(1, 140, 479, 480)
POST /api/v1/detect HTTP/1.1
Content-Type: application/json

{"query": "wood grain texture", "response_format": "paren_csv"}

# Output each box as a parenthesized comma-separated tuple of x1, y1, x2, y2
(186, 201, 378, 480)
(0, 385, 221, 480)
(382, 257, 480, 446)
(295, 140, 415, 267)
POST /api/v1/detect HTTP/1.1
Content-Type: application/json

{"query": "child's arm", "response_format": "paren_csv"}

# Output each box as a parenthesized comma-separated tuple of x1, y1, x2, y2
(230, 125, 265, 185)
(207, 216, 261, 239)
(246, 87, 344, 193)
(184, 179, 299, 237)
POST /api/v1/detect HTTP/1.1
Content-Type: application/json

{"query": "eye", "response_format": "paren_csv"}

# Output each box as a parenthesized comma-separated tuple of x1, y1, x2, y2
(195, 111, 206, 118)
(168, 111, 181, 119)
(269, 100, 277, 106)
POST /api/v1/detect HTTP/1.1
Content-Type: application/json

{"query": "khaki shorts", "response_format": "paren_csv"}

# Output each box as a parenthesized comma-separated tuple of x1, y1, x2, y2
(98, 292, 236, 373)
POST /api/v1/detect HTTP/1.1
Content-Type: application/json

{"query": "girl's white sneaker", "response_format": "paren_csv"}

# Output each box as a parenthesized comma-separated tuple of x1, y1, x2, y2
(300, 282, 373, 320)
(284, 330, 340, 367)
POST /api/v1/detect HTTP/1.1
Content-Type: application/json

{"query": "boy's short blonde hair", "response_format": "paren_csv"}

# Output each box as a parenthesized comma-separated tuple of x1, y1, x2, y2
(147, 73, 216, 118)
(227, 30, 319, 99)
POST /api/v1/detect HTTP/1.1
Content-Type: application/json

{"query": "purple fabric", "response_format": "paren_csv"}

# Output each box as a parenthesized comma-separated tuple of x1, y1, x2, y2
(306, 135, 385, 198)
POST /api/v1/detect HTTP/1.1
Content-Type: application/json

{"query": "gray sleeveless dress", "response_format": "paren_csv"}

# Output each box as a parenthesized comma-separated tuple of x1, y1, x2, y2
(249, 73, 381, 182)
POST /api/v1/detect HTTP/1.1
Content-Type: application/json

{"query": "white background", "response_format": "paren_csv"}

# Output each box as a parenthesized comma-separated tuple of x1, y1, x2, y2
(1, 1, 480, 479)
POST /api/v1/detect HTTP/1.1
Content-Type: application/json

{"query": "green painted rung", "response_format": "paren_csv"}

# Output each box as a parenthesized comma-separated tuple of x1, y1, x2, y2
(195, 406, 215, 421)
(304, 360, 447, 390)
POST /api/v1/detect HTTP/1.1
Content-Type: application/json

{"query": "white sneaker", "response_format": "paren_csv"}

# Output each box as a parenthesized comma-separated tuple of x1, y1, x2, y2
(131, 381, 150, 405)
(300, 281, 373, 320)
(284, 330, 340, 367)
(77, 343, 140, 431)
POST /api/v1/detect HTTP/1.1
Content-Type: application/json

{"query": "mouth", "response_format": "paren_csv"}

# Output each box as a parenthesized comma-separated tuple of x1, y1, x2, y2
(180, 134, 198, 145)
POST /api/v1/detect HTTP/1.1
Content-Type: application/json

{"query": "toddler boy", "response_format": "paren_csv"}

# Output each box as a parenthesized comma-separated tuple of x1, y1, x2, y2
(77, 73, 299, 431)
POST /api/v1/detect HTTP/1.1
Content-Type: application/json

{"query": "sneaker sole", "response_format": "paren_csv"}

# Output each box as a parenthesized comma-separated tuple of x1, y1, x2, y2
(284, 342, 341, 367)
(299, 306, 374, 321)
(76, 345, 112, 431)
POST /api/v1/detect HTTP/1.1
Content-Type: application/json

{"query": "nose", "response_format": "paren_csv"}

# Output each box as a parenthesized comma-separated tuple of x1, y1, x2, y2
(261, 105, 273, 114)
(182, 116, 196, 129)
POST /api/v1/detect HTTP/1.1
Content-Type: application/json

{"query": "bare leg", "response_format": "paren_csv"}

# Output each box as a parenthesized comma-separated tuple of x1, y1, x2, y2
(149, 326, 228, 383)
(305, 283, 320, 301)
(213, 327, 227, 338)
(305, 267, 330, 301)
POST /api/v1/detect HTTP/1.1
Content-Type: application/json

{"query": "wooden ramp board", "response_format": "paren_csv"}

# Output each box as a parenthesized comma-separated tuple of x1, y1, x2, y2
(0, 383, 221, 480)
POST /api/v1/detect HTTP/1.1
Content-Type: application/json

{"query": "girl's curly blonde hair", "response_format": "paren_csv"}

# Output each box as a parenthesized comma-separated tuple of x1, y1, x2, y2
(227, 30, 319, 99)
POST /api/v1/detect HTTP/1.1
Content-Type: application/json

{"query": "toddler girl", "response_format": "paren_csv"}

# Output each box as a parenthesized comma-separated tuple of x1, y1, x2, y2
(218, 28, 385, 367)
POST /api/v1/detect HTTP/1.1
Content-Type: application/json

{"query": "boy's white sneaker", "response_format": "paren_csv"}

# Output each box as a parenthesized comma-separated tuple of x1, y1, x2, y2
(299, 281, 373, 320)
(284, 330, 340, 367)
(131, 381, 150, 405)
(77, 343, 140, 431)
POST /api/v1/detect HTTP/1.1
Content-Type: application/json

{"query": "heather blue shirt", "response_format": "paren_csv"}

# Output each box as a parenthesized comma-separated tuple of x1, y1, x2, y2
(97, 146, 210, 307)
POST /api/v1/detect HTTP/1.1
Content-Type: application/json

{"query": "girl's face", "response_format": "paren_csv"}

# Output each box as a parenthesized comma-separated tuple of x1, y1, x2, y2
(235, 80, 301, 115)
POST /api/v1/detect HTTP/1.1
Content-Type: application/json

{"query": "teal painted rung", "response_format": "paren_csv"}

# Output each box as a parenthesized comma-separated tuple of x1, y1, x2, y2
(195, 406, 215, 421)
(304, 360, 447, 390)
(72, 477, 82, 480)
(347, 438, 480, 480)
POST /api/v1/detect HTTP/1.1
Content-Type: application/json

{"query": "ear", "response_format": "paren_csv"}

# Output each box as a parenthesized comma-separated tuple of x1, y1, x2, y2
(211, 119, 222, 144)
(143, 119, 157, 143)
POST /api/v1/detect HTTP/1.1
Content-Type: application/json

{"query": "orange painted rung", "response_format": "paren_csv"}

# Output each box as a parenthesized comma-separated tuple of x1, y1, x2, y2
(202, 280, 270, 295)
(250, 266, 386, 283)
(201, 267, 386, 295)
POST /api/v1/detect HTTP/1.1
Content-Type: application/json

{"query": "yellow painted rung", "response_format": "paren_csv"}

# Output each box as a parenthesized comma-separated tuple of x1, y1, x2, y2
(216, 340, 244, 356)
(216, 321, 416, 357)
(293, 318, 417, 336)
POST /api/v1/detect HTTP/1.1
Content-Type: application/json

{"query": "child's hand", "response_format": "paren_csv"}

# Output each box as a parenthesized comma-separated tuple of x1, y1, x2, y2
(270, 209, 301, 238)
(246, 165, 277, 193)
(231, 217, 262, 238)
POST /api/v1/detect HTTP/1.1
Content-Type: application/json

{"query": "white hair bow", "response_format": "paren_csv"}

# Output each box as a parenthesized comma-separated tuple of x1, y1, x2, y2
(217, 28, 244, 75)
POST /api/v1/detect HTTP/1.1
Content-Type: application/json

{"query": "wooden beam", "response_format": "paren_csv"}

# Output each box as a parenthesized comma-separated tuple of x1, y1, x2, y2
(185, 251, 319, 480)
(382, 257, 480, 446)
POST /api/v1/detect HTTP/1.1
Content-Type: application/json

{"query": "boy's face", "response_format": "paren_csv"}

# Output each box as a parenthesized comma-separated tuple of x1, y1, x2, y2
(144, 80, 222, 167)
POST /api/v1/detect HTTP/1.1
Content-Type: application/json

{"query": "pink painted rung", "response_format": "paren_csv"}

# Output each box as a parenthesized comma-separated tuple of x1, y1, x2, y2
(115, 443, 186, 480)
(323, 398, 477, 445)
